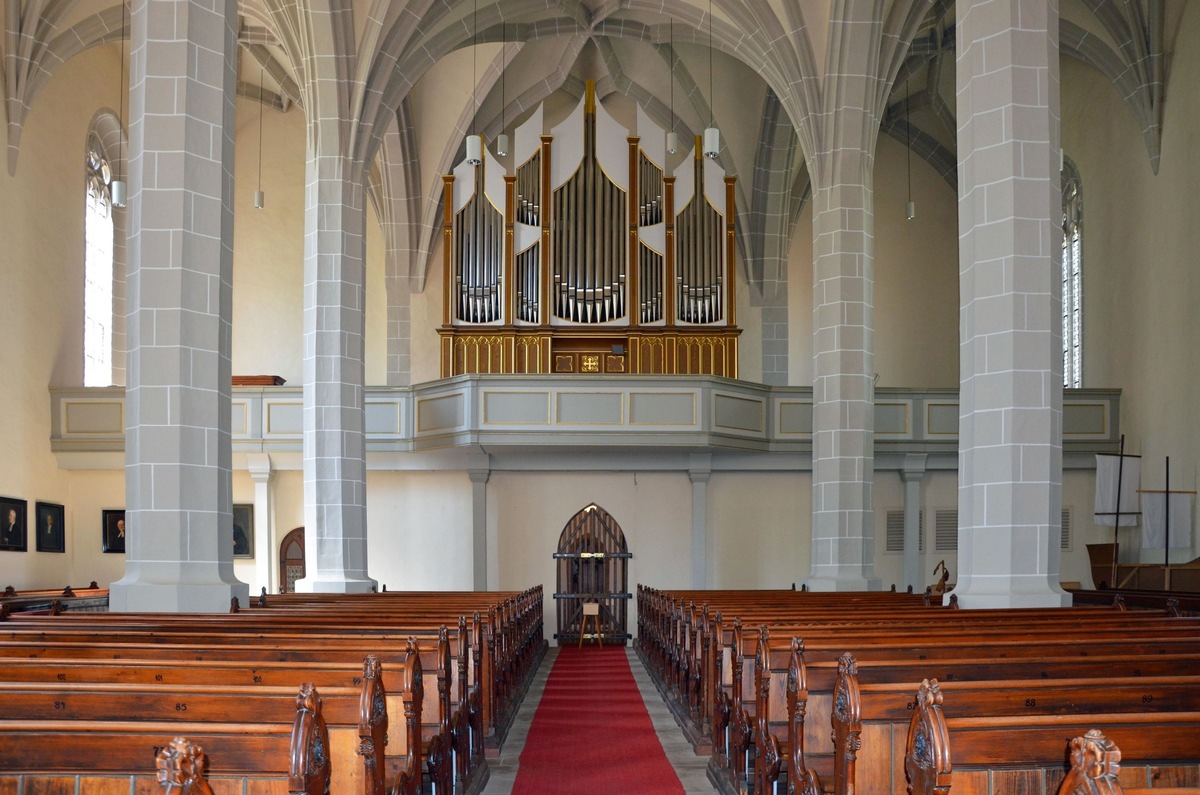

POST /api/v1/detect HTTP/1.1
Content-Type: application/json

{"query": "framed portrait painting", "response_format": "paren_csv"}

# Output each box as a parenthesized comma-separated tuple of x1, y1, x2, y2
(103, 509, 126, 553)
(35, 502, 65, 553)
(232, 504, 254, 558)
(0, 496, 27, 552)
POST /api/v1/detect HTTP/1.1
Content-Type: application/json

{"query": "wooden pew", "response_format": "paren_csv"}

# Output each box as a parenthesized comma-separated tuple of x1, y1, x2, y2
(2, 584, 547, 751)
(0, 651, 424, 795)
(637, 586, 1200, 795)
(834, 655, 1200, 795)
(0, 585, 550, 795)
(904, 680, 1200, 795)
(638, 582, 1200, 748)
(0, 582, 109, 616)
(748, 631, 1200, 795)
(0, 627, 466, 792)
(0, 682, 333, 795)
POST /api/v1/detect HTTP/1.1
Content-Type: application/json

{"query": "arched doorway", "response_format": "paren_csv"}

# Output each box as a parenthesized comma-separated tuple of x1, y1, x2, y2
(553, 504, 631, 645)
(279, 527, 305, 594)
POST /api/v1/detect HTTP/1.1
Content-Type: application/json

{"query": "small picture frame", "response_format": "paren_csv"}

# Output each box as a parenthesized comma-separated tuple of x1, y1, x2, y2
(232, 504, 254, 558)
(0, 496, 27, 552)
(103, 509, 126, 553)
(35, 502, 65, 553)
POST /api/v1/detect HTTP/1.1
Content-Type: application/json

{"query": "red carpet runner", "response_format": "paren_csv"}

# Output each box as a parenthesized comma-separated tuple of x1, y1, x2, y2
(512, 646, 685, 794)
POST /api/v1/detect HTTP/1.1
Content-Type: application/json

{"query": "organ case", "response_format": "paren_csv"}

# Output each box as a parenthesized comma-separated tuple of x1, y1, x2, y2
(439, 82, 739, 377)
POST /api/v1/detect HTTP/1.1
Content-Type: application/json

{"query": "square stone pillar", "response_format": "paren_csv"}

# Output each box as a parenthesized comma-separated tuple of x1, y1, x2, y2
(953, 0, 1069, 607)
(110, 0, 248, 613)
(296, 159, 375, 594)
(807, 165, 880, 592)
(247, 453, 274, 597)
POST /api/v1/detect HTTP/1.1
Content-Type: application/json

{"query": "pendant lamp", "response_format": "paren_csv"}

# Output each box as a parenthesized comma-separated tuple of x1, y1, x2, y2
(465, 0, 483, 165)
(254, 68, 265, 209)
(111, 1, 128, 208)
(496, 23, 509, 157)
(702, 0, 719, 159)
(667, 20, 679, 155)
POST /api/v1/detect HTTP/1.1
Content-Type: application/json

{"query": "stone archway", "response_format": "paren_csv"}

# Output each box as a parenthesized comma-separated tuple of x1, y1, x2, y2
(278, 527, 305, 594)
(553, 504, 631, 645)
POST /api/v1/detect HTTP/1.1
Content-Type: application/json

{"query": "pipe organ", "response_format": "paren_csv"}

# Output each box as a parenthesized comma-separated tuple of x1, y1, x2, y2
(440, 81, 739, 377)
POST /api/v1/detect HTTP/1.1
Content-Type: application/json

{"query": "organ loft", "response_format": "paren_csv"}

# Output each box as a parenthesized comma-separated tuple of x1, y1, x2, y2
(439, 81, 740, 378)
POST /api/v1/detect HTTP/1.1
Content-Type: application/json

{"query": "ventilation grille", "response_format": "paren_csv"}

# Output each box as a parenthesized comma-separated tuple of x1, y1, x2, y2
(1062, 507, 1072, 550)
(934, 509, 958, 552)
(885, 510, 925, 553)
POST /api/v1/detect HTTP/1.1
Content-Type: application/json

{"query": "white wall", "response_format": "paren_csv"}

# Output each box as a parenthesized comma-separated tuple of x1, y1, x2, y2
(1060, 4, 1200, 563)
(0, 44, 119, 589)
(230, 95, 307, 384)
(709, 472, 810, 588)
(367, 471, 474, 590)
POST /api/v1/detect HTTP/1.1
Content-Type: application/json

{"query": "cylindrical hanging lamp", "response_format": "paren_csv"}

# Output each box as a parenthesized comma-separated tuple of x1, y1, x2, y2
(255, 67, 266, 209)
(466, 134, 483, 165)
(703, 0, 719, 159)
(496, 23, 509, 157)
(111, 0, 128, 208)
(667, 20, 678, 155)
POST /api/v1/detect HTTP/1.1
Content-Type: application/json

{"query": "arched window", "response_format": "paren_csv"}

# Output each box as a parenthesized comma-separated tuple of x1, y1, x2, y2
(1062, 162, 1083, 389)
(84, 136, 114, 387)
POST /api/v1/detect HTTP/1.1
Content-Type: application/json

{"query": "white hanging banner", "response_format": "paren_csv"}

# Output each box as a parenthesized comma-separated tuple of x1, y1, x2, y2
(1094, 453, 1141, 526)
(1141, 492, 1194, 549)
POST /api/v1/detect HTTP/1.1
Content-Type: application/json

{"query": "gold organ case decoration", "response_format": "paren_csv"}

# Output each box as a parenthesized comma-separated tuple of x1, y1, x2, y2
(440, 81, 739, 378)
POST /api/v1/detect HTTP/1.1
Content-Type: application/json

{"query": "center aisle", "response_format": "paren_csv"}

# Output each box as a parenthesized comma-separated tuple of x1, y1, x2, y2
(511, 646, 686, 794)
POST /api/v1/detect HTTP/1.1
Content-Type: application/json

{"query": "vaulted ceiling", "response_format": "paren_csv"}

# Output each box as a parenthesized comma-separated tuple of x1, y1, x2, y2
(2, 1, 1188, 294)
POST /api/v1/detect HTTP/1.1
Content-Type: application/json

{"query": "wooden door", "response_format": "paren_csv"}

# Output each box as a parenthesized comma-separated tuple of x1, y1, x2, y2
(279, 527, 305, 594)
(553, 504, 631, 645)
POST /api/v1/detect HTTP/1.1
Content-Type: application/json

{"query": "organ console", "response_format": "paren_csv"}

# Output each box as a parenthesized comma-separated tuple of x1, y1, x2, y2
(439, 81, 740, 377)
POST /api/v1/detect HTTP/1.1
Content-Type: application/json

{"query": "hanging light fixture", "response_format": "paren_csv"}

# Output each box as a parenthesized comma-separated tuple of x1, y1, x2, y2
(702, 0, 720, 159)
(254, 67, 265, 209)
(905, 78, 915, 220)
(667, 20, 679, 155)
(465, 0, 483, 165)
(111, 0, 127, 208)
(496, 23, 509, 157)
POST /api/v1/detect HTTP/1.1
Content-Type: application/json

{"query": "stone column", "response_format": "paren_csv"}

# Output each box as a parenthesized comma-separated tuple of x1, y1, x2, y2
(901, 454, 927, 591)
(295, 156, 375, 593)
(469, 469, 490, 591)
(689, 454, 712, 587)
(247, 453, 274, 597)
(110, 0, 248, 613)
(953, 0, 1068, 607)
(387, 278, 413, 386)
(806, 162, 880, 591)
(760, 298, 789, 387)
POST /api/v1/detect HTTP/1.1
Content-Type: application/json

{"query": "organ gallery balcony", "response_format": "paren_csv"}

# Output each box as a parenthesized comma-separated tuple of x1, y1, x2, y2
(49, 379, 1121, 472)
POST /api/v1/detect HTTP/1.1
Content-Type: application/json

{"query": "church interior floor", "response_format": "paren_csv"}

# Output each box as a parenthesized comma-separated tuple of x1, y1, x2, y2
(480, 646, 717, 794)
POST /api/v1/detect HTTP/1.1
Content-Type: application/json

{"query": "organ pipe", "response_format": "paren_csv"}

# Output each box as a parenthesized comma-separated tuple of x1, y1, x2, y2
(445, 80, 729, 334)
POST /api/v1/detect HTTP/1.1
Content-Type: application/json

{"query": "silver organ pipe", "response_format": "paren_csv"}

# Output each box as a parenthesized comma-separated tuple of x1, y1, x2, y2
(551, 105, 627, 324)
(639, 243, 663, 323)
(674, 160, 723, 324)
(639, 153, 663, 226)
(517, 152, 541, 226)
(453, 167, 504, 323)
